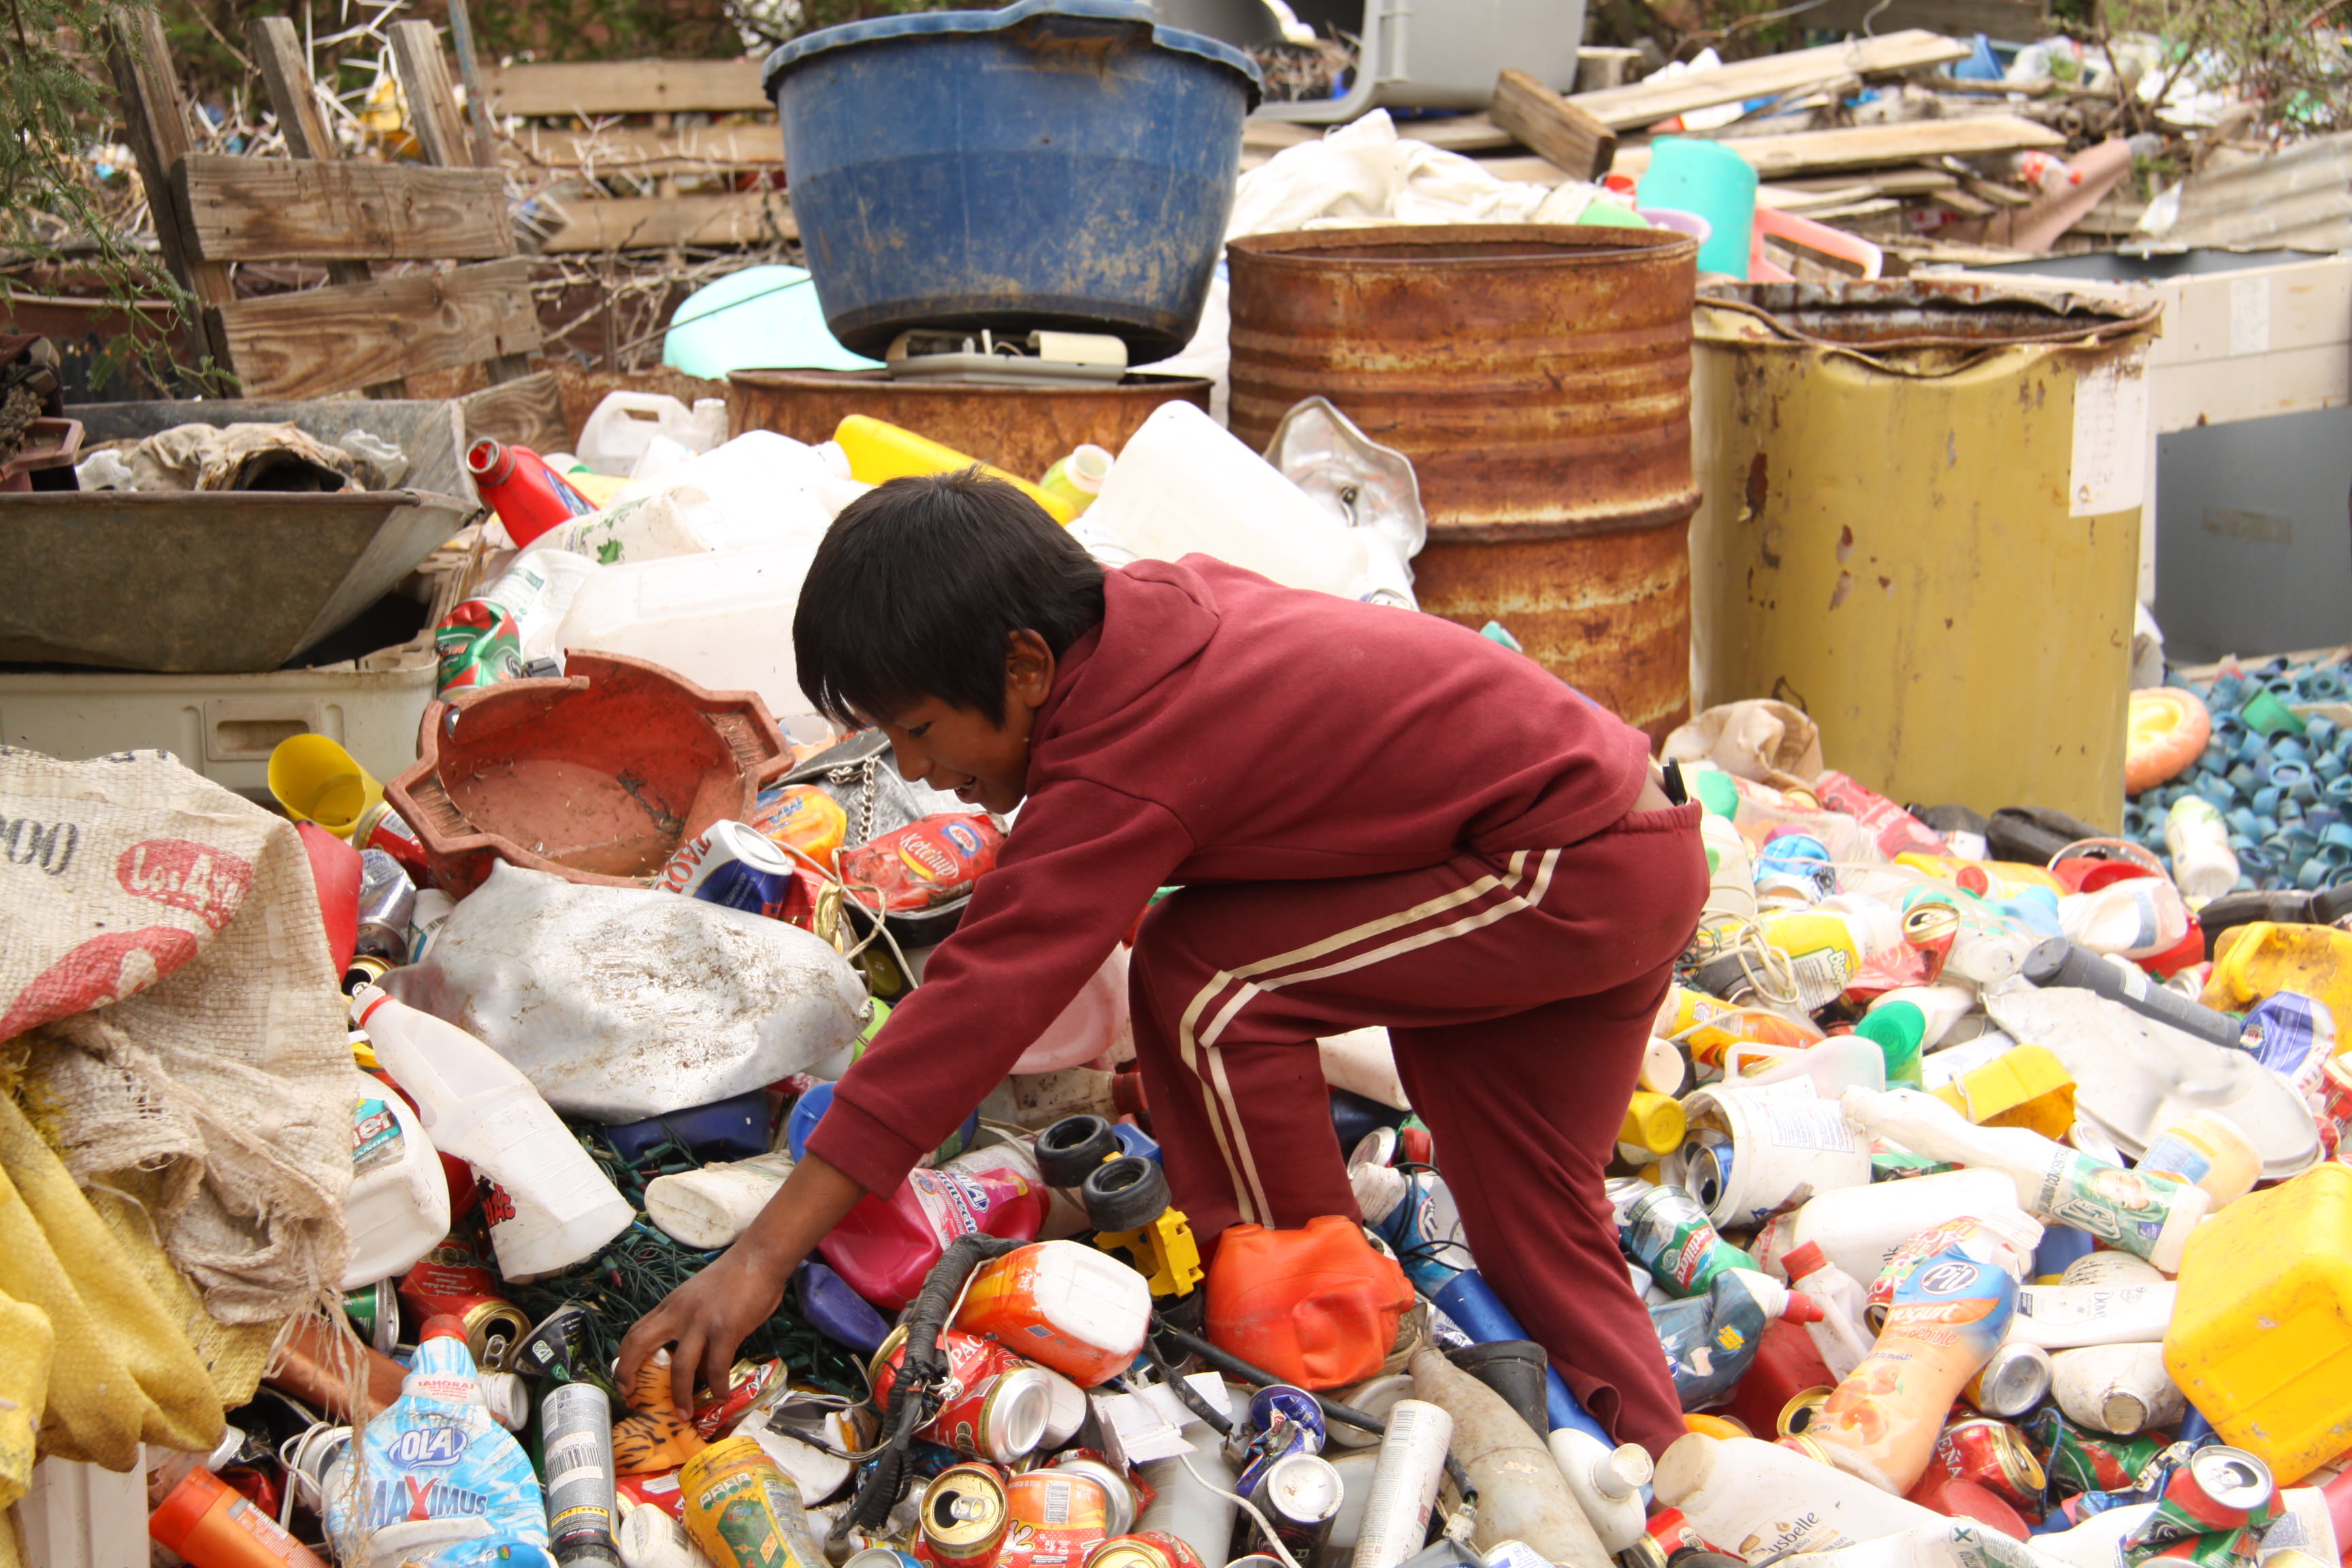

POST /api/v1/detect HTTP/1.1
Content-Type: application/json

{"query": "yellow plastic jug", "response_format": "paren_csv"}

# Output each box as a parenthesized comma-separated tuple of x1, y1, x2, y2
(1931, 1045, 2077, 1141)
(2162, 1160, 2352, 1483)
(833, 416, 1077, 524)
(2201, 923, 2352, 1044)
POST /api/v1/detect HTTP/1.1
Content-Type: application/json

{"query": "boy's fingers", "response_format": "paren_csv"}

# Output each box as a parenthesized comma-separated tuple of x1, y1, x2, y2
(701, 1335, 741, 1414)
(672, 1327, 706, 1418)
(616, 1305, 671, 1392)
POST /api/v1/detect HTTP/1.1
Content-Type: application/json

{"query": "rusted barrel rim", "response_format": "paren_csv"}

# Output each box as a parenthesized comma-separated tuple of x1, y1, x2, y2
(1697, 280, 2165, 353)
(1426, 489, 1703, 544)
(1228, 223, 1701, 272)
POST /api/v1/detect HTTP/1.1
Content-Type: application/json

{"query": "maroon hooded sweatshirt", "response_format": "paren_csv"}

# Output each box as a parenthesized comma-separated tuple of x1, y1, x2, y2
(806, 555, 1654, 1198)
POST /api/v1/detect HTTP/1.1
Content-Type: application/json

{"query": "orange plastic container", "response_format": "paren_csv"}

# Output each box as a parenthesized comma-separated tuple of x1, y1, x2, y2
(957, 1239, 1153, 1386)
(1205, 1214, 1413, 1390)
(150, 1468, 327, 1568)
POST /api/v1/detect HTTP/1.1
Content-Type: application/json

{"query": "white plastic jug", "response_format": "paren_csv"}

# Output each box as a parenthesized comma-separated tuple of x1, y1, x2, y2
(553, 540, 829, 742)
(350, 985, 632, 1279)
(1011, 946, 1133, 1073)
(1650, 1434, 1948, 1560)
(1085, 402, 1374, 600)
(1749, 1166, 2027, 1284)
(578, 391, 728, 477)
(1720, 1036, 1885, 1097)
(537, 482, 835, 569)
(342, 1088, 451, 1289)
(1780, 1242, 1873, 1381)
(607, 430, 868, 521)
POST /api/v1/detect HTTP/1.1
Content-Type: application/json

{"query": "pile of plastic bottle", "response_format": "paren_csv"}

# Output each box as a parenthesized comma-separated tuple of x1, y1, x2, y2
(2122, 653, 2352, 894)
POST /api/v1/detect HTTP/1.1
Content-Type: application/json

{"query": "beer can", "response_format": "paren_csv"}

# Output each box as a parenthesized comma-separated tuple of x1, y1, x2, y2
(1084, 1534, 1203, 1568)
(919, 1463, 1011, 1565)
(655, 819, 798, 920)
(351, 798, 428, 883)
(542, 1382, 621, 1564)
(1929, 1418, 2047, 1513)
(342, 1278, 399, 1354)
(1245, 1451, 1342, 1556)
(680, 1435, 828, 1568)
(1049, 1456, 1137, 1537)
(1962, 1343, 2052, 1421)
(1005, 1467, 1113, 1568)
(870, 1325, 1051, 1463)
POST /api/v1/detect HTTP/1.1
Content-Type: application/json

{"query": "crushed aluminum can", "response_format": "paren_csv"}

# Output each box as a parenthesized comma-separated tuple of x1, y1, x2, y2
(654, 819, 798, 920)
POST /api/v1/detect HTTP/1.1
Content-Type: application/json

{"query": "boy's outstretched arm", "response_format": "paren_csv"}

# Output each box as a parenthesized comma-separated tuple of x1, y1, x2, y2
(619, 1152, 866, 1418)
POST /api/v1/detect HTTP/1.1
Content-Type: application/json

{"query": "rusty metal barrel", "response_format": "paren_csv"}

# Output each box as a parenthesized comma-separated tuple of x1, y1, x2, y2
(1226, 225, 1701, 742)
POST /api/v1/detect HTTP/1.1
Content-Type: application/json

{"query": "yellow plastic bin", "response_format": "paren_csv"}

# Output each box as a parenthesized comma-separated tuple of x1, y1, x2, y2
(1690, 283, 2163, 830)
(2163, 1160, 2352, 1482)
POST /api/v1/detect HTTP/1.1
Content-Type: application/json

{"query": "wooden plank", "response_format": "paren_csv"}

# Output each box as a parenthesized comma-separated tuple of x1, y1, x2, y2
(246, 16, 405, 397)
(1610, 116, 2059, 180)
(459, 370, 568, 453)
(1490, 69, 1616, 181)
(391, 22, 533, 386)
(1575, 47, 1646, 93)
(479, 59, 770, 118)
(103, 4, 234, 366)
(1567, 31, 1971, 131)
(1408, 114, 1516, 154)
(176, 157, 514, 261)
(538, 191, 797, 252)
(389, 22, 472, 171)
(1469, 154, 1570, 185)
(506, 122, 784, 173)
(1775, 165, 1957, 194)
(211, 258, 544, 401)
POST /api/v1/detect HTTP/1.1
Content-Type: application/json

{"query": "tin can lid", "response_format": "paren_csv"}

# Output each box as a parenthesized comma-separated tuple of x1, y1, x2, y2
(984, 1368, 1054, 1463)
(1265, 1453, 1343, 1524)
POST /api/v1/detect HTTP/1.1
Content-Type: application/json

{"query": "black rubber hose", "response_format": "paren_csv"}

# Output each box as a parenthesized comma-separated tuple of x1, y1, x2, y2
(1152, 1321, 1475, 1502)
(834, 1233, 1026, 1541)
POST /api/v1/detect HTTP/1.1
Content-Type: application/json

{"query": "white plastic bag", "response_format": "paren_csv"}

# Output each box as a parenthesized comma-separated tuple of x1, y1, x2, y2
(383, 862, 870, 1121)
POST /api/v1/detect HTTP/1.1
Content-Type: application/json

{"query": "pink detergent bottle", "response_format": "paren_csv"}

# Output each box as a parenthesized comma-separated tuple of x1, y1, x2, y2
(818, 1165, 1046, 1309)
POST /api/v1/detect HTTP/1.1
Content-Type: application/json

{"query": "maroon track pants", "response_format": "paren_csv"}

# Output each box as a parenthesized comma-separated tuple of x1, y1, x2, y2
(1128, 800, 1708, 1457)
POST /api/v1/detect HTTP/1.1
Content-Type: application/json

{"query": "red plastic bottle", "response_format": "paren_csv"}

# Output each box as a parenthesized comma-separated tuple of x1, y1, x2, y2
(817, 1165, 1046, 1310)
(466, 438, 596, 546)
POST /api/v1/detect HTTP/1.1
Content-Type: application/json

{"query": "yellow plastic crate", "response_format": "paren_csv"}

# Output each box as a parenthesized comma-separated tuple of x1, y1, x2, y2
(2163, 1161, 2352, 1484)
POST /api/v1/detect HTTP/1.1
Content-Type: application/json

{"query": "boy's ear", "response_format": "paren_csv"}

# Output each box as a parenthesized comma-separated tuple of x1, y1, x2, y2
(1005, 628, 1057, 712)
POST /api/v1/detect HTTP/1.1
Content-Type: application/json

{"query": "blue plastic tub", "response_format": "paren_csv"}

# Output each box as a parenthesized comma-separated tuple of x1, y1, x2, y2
(764, 0, 1259, 361)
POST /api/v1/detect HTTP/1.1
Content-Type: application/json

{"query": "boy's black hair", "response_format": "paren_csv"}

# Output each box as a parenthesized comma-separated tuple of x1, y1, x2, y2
(796, 468, 1107, 727)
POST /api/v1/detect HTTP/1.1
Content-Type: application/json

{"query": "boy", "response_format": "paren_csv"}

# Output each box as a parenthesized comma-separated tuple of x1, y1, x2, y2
(619, 470, 1706, 1456)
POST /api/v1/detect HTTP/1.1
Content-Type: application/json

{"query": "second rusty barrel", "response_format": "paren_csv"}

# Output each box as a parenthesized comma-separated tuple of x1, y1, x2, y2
(1226, 225, 1701, 742)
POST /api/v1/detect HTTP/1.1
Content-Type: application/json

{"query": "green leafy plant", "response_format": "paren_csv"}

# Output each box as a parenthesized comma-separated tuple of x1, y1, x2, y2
(1, 0, 228, 395)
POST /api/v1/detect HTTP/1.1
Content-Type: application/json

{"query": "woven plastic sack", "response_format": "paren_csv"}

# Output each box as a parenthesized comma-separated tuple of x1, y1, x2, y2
(0, 747, 366, 1324)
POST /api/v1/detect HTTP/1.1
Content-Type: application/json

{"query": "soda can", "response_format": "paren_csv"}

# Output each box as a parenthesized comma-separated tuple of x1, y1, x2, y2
(1084, 1534, 1204, 1568)
(846, 1552, 926, 1568)
(919, 1463, 1011, 1564)
(1244, 1451, 1343, 1557)
(1928, 1418, 2047, 1513)
(1961, 1342, 2053, 1420)
(1000, 1468, 1111, 1568)
(542, 1382, 621, 1565)
(2119, 1446, 2278, 1561)
(1248, 1384, 1327, 1458)
(342, 1278, 399, 1354)
(398, 1243, 529, 1371)
(1049, 1455, 1138, 1537)
(691, 1358, 790, 1440)
(348, 798, 429, 883)
(679, 1435, 828, 1568)
(870, 1325, 1051, 1463)
(1483, 1544, 1551, 1568)
(655, 819, 798, 920)
(2018, 1408, 2164, 1499)
(1776, 1386, 1833, 1439)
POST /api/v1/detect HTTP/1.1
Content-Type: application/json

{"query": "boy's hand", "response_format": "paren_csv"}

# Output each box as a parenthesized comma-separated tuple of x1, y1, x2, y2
(619, 1249, 785, 1418)
(616, 1152, 868, 1418)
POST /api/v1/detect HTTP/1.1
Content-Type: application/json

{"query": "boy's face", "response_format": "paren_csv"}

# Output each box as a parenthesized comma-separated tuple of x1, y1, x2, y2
(870, 630, 1056, 815)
